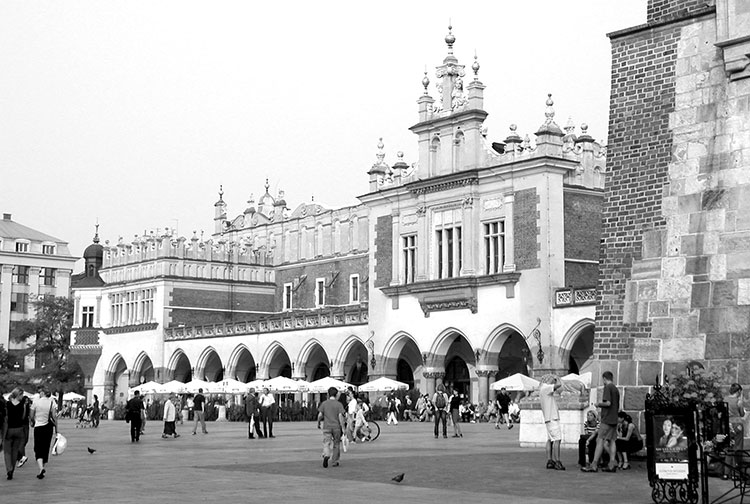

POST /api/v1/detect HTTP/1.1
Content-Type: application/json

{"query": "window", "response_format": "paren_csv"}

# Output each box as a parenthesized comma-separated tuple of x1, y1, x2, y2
(82, 306, 95, 328)
(12, 266, 29, 284)
(40, 267, 56, 286)
(435, 225, 462, 279)
(42, 244, 55, 255)
(139, 289, 154, 323)
(10, 293, 28, 313)
(15, 241, 29, 253)
(402, 235, 417, 284)
(484, 221, 505, 274)
(283, 283, 293, 311)
(349, 274, 360, 304)
(315, 278, 326, 307)
(111, 293, 123, 326)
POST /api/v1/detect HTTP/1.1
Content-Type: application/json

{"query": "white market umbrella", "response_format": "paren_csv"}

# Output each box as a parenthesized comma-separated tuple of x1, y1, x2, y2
(262, 376, 309, 393)
(131, 381, 161, 395)
(562, 372, 592, 388)
(490, 373, 540, 392)
(184, 379, 213, 393)
(358, 377, 408, 393)
(307, 376, 353, 394)
(217, 379, 248, 394)
(155, 380, 186, 394)
(244, 379, 266, 392)
(62, 392, 85, 401)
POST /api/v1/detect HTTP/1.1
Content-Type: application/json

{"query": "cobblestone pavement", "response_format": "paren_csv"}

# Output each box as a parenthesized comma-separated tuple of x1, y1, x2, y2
(0, 418, 714, 503)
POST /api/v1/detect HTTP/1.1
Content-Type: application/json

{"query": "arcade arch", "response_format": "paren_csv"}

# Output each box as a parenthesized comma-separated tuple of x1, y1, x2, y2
(298, 340, 330, 381)
(227, 345, 257, 382)
(382, 332, 422, 387)
(262, 342, 292, 379)
(335, 335, 369, 386)
(195, 347, 224, 382)
(560, 320, 595, 374)
(132, 352, 155, 384)
(432, 330, 476, 397)
(105, 354, 129, 407)
(169, 350, 192, 382)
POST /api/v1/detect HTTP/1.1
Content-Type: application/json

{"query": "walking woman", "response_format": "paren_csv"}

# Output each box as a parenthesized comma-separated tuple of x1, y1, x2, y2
(4, 388, 30, 480)
(29, 385, 57, 479)
(449, 389, 463, 438)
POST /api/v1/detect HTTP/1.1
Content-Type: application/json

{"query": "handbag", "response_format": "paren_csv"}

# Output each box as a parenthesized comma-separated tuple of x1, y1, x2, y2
(52, 433, 67, 456)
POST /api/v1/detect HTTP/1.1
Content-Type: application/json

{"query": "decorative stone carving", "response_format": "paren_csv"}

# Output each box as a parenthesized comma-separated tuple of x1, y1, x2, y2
(475, 369, 494, 378)
(423, 371, 446, 379)
(419, 297, 477, 317)
(461, 196, 473, 209)
(415, 206, 427, 217)
(482, 198, 503, 212)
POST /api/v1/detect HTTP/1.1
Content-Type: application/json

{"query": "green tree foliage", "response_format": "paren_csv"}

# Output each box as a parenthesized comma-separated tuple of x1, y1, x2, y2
(12, 296, 74, 362)
(664, 366, 723, 408)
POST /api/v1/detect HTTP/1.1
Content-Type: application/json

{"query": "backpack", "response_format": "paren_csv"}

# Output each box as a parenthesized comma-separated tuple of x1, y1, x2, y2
(434, 393, 446, 409)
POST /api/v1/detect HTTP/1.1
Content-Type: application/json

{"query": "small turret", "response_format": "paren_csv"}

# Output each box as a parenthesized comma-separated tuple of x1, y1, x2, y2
(213, 185, 227, 234)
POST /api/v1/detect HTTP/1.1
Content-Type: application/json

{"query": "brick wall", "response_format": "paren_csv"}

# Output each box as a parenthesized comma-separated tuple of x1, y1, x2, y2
(169, 287, 275, 327)
(275, 256, 368, 310)
(647, 0, 714, 24)
(514, 188, 540, 270)
(374, 216, 393, 288)
(595, 22, 680, 360)
(564, 191, 603, 287)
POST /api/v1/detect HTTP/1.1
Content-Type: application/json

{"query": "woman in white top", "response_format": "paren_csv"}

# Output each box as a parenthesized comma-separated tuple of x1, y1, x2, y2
(29, 385, 57, 479)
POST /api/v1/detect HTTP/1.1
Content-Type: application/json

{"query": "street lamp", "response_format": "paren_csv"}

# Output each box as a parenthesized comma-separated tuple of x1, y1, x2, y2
(13, 361, 20, 372)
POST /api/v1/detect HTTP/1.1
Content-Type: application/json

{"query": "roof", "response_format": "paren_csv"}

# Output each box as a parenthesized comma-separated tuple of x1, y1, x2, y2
(71, 272, 106, 288)
(0, 218, 67, 244)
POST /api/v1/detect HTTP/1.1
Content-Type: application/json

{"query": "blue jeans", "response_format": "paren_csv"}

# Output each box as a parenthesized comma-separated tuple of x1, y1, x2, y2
(434, 410, 447, 437)
(322, 427, 342, 464)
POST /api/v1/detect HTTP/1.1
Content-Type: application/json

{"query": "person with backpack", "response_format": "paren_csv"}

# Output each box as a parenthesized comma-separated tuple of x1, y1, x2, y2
(432, 384, 449, 439)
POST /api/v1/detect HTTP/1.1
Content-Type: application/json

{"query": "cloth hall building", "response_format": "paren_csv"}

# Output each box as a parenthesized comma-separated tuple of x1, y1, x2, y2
(71, 29, 606, 408)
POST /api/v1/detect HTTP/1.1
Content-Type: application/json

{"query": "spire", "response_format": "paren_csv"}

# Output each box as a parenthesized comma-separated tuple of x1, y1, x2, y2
(536, 93, 563, 135)
(422, 69, 430, 95)
(472, 51, 480, 80)
(445, 22, 455, 55)
(214, 185, 225, 206)
(264, 178, 270, 194)
(93, 223, 100, 244)
(368, 137, 388, 175)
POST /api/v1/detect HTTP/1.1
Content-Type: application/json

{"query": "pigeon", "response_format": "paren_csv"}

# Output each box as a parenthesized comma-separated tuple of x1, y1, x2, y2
(87, 447, 96, 454)
(391, 473, 404, 483)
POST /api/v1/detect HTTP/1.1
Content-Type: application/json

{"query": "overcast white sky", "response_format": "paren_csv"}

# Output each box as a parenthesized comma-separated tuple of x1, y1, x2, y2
(0, 0, 646, 269)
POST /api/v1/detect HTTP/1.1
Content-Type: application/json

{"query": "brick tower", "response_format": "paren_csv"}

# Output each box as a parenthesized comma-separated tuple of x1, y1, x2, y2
(593, 0, 750, 414)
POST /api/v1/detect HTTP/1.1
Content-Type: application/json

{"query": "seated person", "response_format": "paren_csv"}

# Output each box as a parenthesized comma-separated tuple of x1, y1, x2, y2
(476, 401, 488, 422)
(579, 409, 600, 467)
(616, 412, 643, 470)
(508, 400, 521, 423)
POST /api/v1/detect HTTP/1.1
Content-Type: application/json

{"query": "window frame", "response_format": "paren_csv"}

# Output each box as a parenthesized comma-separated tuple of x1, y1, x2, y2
(283, 282, 293, 311)
(483, 219, 506, 275)
(81, 305, 95, 328)
(40, 267, 56, 286)
(15, 240, 29, 253)
(12, 265, 29, 284)
(349, 274, 360, 304)
(41, 243, 56, 255)
(402, 234, 417, 284)
(315, 278, 326, 308)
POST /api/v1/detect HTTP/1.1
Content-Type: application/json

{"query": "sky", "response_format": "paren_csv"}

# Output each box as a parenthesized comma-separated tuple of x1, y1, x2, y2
(0, 0, 647, 271)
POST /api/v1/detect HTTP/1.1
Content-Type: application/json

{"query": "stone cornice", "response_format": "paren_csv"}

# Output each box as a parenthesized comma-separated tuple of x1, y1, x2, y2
(405, 171, 479, 196)
(102, 322, 159, 335)
(409, 108, 489, 133)
(607, 6, 716, 40)
(381, 273, 521, 297)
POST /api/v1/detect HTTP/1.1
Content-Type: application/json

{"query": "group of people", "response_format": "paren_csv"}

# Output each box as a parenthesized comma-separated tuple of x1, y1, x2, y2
(0, 385, 58, 481)
(244, 387, 278, 439)
(316, 386, 375, 468)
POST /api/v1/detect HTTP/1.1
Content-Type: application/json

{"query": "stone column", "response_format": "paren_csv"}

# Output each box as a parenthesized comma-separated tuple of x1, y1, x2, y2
(422, 371, 436, 396)
(503, 192, 516, 272)
(95, 296, 102, 327)
(475, 369, 492, 405)
(416, 206, 428, 281)
(73, 295, 81, 327)
(0, 265, 13, 350)
(460, 197, 477, 275)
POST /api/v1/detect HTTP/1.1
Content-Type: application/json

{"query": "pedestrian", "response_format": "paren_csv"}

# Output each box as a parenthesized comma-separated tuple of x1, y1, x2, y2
(245, 388, 263, 439)
(259, 387, 276, 438)
(16, 392, 31, 468)
(449, 389, 463, 438)
(91, 394, 100, 427)
(539, 375, 565, 470)
(29, 385, 57, 479)
(3, 389, 32, 480)
(386, 393, 399, 425)
(432, 384, 449, 439)
(125, 390, 145, 442)
(317, 386, 346, 468)
(344, 388, 357, 444)
(496, 388, 513, 429)
(724, 383, 745, 479)
(582, 371, 619, 473)
(162, 393, 180, 439)
(192, 388, 208, 435)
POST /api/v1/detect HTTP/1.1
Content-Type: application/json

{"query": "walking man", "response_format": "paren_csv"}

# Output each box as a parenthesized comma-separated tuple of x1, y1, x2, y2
(259, 387, 276, 438)
(126, 390, 145, 442)
(582, 371, 620, 472)
(245, 388, 263, 439)
(496, 387, 513, 429)
(432, 384, 449, 439)
(192, 388, 208, 435)
(317, 386, 346, 468)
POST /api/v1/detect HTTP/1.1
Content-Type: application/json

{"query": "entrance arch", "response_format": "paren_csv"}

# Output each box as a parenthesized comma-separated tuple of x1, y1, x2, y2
(496, 332, 532, 380)
(382, 332, 422, 386)
(227, 345, 256, 382)
(196, 347, 224, 382)
(335, 335, 369, 386)
(132, 352, 155, 384)
(169, 350, 192, 382)
(104, 354, 128, 408)
(433, 331, 476, 397)
(261, 342, 292, 379)
(298, 339, 331, 381)
(560, 320, 595, 374)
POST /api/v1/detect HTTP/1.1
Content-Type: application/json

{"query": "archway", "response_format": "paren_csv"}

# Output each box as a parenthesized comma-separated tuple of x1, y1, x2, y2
(299, 340, 330, 381)
(567, 325, 594, 374)
(170, 351, 192, 383)
(337, 336, 369, 386)
(439, 333, 475, 397)
(228, 345, 256, 382)
(200, 349, 224, 382)
(133, 352, 155, 384)
(265, 343, 292, 379)
(105, 354, 129, 408)
(382, 332, 421, 387)
(496, 331, 531, 380)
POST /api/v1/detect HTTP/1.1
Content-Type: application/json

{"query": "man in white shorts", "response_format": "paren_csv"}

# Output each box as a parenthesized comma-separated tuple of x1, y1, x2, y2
(539, 375, 565, 470)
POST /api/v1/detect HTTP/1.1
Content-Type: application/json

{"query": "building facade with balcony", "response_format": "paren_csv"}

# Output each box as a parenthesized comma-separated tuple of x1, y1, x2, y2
(0, 213, 77, 368)
(359, 28, 605, 405)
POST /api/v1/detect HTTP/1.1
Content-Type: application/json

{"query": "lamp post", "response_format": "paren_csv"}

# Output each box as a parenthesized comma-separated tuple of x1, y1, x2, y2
(13, 361, 20, 372)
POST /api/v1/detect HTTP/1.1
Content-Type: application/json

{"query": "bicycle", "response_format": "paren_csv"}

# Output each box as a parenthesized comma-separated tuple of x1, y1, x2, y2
(354, 419, 380, 442)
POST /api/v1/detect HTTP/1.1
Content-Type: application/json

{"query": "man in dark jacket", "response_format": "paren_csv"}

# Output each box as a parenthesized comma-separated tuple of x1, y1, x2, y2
(125, 391, 145, 442)
(245, 389, 263, 439)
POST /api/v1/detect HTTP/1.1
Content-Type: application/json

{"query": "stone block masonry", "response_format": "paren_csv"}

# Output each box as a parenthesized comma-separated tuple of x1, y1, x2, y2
(374, 215, 393, 288)
(513, 188, 540, 270)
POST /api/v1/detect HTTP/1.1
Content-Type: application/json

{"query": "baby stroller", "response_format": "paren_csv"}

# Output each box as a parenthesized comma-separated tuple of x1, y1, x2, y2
(76, 406, 94, 428)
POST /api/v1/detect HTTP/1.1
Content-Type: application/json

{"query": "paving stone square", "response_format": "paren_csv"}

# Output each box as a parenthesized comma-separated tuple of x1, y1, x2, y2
(0, 418, 692, 503)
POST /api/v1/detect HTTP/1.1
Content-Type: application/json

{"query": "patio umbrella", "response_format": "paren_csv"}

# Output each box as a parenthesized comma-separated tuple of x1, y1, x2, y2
(62, 392, 85, 401)
(131, 381, 161, 395)
(561, 372, 592, 388)
(490, 373, 540, 392)
(307, 376, 353, 394)
(244, 379, 266, 392)
(155, 380, 186, 394)
(184, 379, 213, 393)
(217, 379, 248, 394)
(358, 377, 408, 392)
(262, 376, 310, 393)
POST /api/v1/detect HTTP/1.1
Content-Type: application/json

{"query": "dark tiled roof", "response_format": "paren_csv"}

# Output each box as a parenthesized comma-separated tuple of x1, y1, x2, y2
(0, 219, 66, 243)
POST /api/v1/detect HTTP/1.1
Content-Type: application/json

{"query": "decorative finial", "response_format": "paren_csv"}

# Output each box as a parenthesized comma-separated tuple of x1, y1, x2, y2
(422, 69, 430, 94)
(580, 123, 589, 135)
(472, 51, 480, 80)
(523, 134, 531, 150)
(510, 124, 517, 133)
(248, 192, 254, 204)
(311, 194, 315, 202)
(376, 137, 386, 164)
(544, 93, 555, 124)
(218, 185, 224, 201)
(445, 22, 455, 54)
(397, 151, 404, 160)
(264, 178, 270, 193)
(564, 116, 575, 135)
(93, 223, 100, 244)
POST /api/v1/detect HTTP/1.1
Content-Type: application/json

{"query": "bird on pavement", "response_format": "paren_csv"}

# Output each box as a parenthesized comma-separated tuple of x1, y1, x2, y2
(87, 447, 96, 454)
(391, 473, 404, 483)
